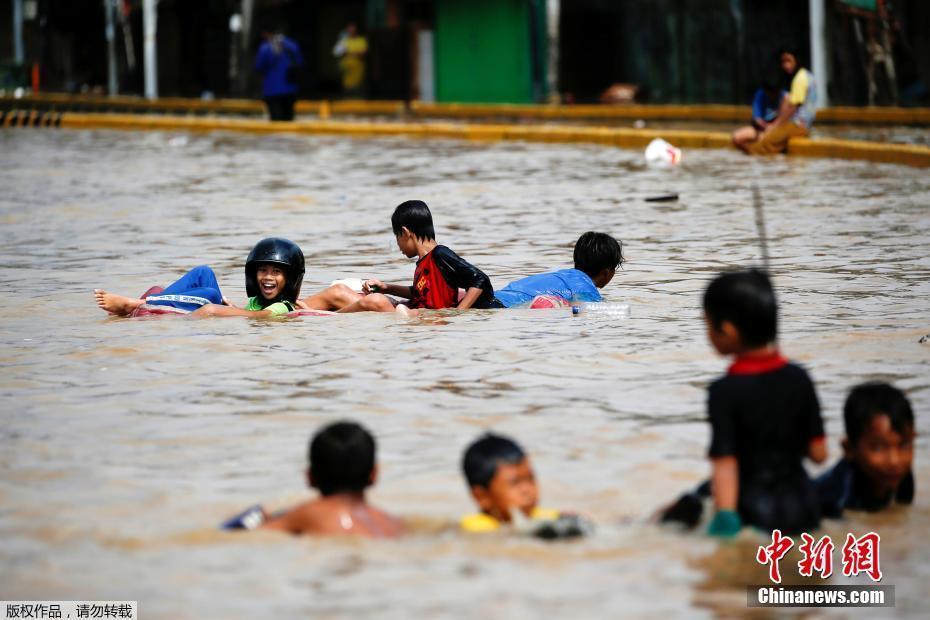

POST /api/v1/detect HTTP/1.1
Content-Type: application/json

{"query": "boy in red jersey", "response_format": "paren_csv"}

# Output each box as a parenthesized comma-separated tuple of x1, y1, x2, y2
(336, 200, 498, 314)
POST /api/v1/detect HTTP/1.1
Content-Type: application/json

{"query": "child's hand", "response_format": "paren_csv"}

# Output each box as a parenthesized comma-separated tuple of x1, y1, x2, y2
(707, 509, 742, 538)
(221, 296, 238, 308)
(295, 299, 310, 310)
(362, 279, 385, 294)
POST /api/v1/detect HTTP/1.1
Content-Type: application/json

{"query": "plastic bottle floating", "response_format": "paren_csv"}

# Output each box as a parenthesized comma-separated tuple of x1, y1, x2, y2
(571, 302, 631, 318)
(645, 138, 682, 166)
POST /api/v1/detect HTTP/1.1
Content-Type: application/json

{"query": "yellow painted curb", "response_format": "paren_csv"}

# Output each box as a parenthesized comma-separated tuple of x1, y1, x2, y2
(5, 92, 265, 114)
(3, 93, 405, 117)
(789, 137, 930, 168)
(42, 112, 930, 168)
(5, 93, 930, 125)
(818, 106, 930, 125)
(409, 101, 751, 122)
(409, 101, 930, 125)
(329, 100, 405, 116)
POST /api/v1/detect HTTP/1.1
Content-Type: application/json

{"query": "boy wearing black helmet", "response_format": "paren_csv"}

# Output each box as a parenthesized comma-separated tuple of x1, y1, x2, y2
(94, 238, 306, 318)
(215, 237, 306, 316)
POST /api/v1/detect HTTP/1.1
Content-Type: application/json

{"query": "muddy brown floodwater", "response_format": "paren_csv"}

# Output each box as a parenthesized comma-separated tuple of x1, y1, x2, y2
(1, 128, 928, 618)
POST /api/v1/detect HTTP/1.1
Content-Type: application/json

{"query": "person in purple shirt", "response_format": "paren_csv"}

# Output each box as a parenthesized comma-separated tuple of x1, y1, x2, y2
(255, 29, 303, 121)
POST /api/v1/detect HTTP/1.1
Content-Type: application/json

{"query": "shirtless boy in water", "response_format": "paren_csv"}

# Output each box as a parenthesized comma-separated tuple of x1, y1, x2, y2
(261, 421, 404, 537)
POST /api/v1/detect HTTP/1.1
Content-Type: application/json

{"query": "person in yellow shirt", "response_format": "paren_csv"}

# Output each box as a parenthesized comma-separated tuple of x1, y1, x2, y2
(333, 21, 368, 97)
(745, 48, 818, 156)
(460, 433, 592, 538)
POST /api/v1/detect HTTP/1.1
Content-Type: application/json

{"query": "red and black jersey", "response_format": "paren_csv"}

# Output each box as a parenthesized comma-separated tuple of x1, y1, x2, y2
(409, 245, 495, 310)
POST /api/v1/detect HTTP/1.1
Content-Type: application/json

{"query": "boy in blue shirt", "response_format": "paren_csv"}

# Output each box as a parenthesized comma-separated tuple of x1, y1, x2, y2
(493, 232, 623, 308)
(732, 74, 786, 151)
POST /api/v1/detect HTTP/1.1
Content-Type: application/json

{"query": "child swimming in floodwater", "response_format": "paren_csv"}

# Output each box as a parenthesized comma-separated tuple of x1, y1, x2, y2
(816, 382, 915, 518)
(492, 231, 623, 307)
(94, 237, 305, 318)
(460, 433, 591, 538)
(692, 270, 827, 537)
(255, 421, 403, 537)
(306, 200, 497, 314)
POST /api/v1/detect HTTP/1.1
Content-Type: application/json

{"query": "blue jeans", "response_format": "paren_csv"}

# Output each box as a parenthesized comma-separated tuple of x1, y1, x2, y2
(145, 265, 224, 312)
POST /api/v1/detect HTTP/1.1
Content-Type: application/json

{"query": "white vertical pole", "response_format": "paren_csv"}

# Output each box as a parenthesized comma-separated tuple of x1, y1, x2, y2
(13, 0, 25, 65)
(809, 0, 829, 107)
(104, 0, 118, 94)
(143, 0, 158, 99)
(240, 0, 254, 94)
(417, 30, 434, 101)
(546, 0, 560, 103)
(241, 0, 253, 51)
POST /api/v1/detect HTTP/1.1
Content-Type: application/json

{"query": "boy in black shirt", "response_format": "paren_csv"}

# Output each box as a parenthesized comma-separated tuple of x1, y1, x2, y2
(702, 269, 827, 536)
(816, 382, 915, 518)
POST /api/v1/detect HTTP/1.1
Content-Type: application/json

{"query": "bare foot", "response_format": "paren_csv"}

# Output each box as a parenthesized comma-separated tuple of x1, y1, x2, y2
(94, 289, 145, 316)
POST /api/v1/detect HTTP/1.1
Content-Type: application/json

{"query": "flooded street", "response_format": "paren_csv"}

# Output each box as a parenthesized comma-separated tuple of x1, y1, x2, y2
(1, 128, 928, 618)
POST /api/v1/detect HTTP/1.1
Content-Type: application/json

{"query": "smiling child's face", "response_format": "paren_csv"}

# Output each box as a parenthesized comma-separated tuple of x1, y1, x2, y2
(846, 414, 915, 498)
(256, 263, 286, 300)
(471, 457, 539, 522)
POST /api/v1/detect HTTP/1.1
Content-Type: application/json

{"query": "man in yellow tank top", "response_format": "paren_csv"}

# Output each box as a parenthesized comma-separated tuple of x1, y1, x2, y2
(333, 22, 368, 97)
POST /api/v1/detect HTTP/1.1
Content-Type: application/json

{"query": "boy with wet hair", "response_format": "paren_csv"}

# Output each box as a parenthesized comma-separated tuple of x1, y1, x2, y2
(246, 421, 404, 537)
(816, 382, 915, 518)
(701, 269, 827, 536)
(460, 433, 567, 533)
(493, 231, 624, 308)
(338, 200, 498, 313)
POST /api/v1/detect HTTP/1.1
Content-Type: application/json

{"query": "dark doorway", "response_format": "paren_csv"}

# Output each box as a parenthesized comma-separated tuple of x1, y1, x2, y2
(559, 4, 625, 102)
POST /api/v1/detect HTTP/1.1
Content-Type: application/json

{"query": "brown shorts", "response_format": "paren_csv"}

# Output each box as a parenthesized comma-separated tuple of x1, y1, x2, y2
(746, 122, 809, 155)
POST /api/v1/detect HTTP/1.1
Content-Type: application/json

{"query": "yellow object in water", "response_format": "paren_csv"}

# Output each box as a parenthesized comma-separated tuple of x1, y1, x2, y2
(339, 36, 368, 91)
(460, 507, 561, 532)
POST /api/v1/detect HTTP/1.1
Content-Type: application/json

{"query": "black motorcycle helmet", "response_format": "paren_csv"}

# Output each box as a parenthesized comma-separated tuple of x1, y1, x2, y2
(245, 238, 305, 308)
